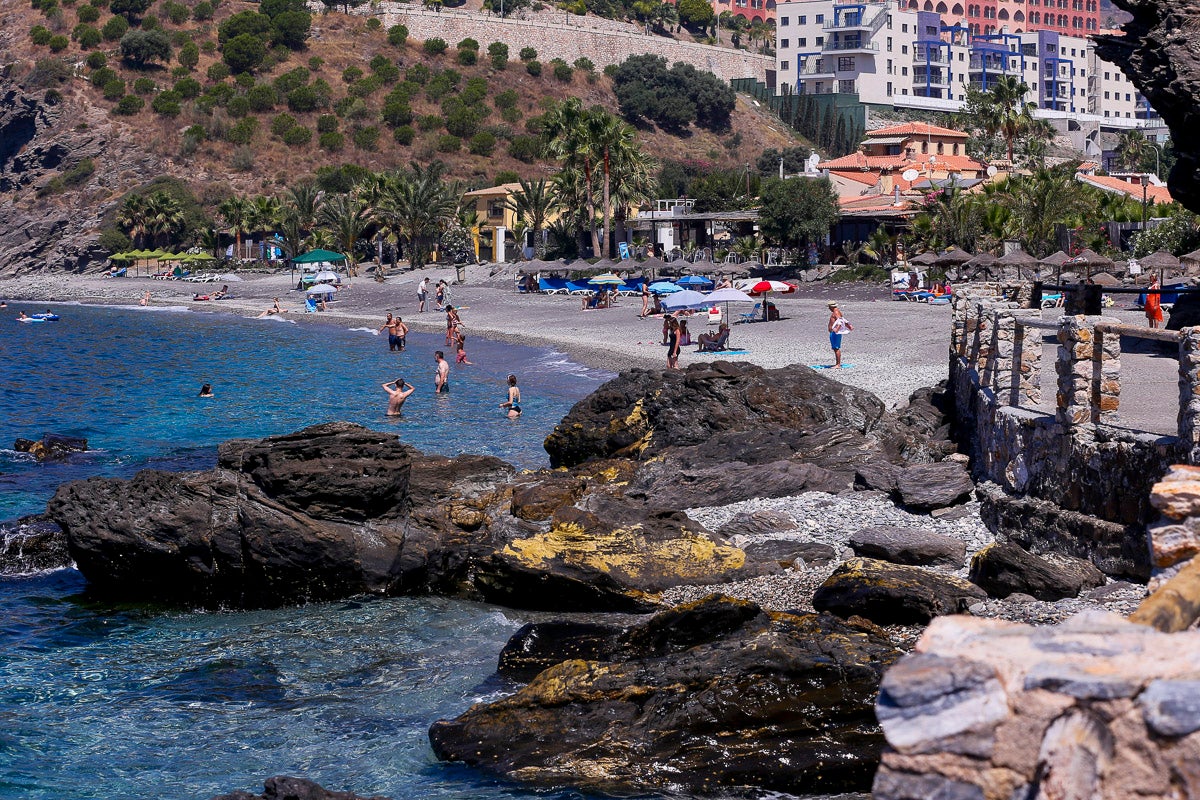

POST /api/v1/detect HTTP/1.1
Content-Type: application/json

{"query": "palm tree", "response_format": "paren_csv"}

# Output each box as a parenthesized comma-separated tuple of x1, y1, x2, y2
(375, 163, 458, 269)
(247, 195, 281, 261)
(542, 98, 602, 258)
(1116, 131, 1153, 173)
(990, 76, 1034, 162)
(217, 196, 252, 261)
(285, 182, 324, 230)
(608, 145, 658, 252)
(143, 192, 185, 249)
(319, 194, 369, 277)
(116, 194, 150, 249)
(456, 204, 482, 263)
(589, 111, 639, 259)
(1003, 166, 1095, 256)
(732, 233, 761, 263)
(502, 178, 559, 258)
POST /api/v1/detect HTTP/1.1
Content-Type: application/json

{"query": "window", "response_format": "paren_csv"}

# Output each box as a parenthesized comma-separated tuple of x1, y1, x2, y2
(1104, 110, 1109, 117)
(781, 38, 789, 47)
(838, 56, 855, 70)
(902, 88, 909, 94)
(887, 14, 893, 29)
(1126, 92, 1131, 100)
(902, 65, 909, 74)
(488, 201, 505, 219)
(799, 37, 806, 46)
(902, 23, 908, 31)
(839, 79, 855, 92)
(815, 13, 824, 23)
(959, 52, 964, 61)
(1103, 91, 1109, 99)
(887, 81, 894, 95)
(887, 36, 893, 51)
(902, 44, 908, 53)
(798, 15, 806, 23)
(781, 16, 789, 24)
(921, 141, 928, 153)
(937, 142, 944, 154)
(816, 36, 824, 45)
(887, 58, 893, 73)
(953, 143, 959, 154)
(815, 82, 824, 93)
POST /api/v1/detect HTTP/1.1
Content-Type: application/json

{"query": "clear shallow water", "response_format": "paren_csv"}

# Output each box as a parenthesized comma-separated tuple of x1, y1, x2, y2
(0, 303, 616, 800)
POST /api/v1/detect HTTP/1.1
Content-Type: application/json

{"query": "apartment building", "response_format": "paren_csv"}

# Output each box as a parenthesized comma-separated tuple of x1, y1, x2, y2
(775, 0, 1157, 124)
(900, 0, 1099, 36)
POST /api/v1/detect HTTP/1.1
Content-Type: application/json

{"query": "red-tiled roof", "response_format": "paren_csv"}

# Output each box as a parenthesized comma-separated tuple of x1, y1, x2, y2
(1077, 173, 1174, 205)
(822, 151, 984, 173)
(828, 169, 880, 186)
(867, 122, 970, 140)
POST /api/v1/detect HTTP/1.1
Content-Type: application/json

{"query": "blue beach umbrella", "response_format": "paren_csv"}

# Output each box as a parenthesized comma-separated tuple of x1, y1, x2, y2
(649, 281, 681, 294)
(675, 274, 713, 288)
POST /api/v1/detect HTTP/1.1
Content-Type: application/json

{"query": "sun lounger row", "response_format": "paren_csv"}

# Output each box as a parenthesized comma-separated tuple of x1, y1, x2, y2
(535, 278, 646, 295)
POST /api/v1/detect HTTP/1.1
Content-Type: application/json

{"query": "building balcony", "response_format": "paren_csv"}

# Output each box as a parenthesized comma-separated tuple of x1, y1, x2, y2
(798, 59, 835, 76)
(915, 51, 948, 64)
(915, 69, 949, 85)
(823, 38, 879, 52)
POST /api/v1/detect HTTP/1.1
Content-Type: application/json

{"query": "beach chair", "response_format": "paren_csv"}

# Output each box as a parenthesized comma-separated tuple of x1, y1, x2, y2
(566, 280, 594, 295)
(538, 277, 569, 294)
(304, 297, 319, 313)
(104, 267, 127, 278)
(618, 279, 644, 297)
(707, 306, 722, 326)
(737, 303, 761, 324)
(697, 328, 731, 352)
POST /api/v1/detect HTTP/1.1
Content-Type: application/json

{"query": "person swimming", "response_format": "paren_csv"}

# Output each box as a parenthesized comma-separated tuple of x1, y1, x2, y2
(382, 377, 414, 416)
(198, 383, 213, 397)
(499, 374, 521, 418)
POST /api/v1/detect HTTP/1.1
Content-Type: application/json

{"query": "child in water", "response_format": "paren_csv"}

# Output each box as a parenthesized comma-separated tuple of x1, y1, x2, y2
(454, 327, 472, 365)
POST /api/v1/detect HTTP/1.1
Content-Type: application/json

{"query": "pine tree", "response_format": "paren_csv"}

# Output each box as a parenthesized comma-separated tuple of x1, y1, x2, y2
(834, 115, 848, 157)
(822, 102, 837, 152)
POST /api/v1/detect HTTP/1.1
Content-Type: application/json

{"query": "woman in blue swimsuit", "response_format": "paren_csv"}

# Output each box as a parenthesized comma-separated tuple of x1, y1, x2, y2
(500, 374, 522, 418)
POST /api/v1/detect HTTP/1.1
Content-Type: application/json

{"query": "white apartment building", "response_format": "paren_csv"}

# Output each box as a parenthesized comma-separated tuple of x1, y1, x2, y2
(774, 0, 1159, 128)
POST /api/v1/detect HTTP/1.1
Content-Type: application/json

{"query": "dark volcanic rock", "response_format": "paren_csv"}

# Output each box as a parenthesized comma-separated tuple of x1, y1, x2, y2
(744, 539, 838, 567)
(430, 597, 902, 795)
(849, 526, 967, 568)
(212, 776, 389, 800)
(13, 433, 88, 461)
(497, 620, 623, 680)
(1095, 2, 1200, 214)
(543, 361, 945, 471)
(968, 542, 1106, 601)
(0, 515, 70, 574)
(895, 462, 974, 511)
(715, 508, 798, 538)
(813, 558, 986, 625)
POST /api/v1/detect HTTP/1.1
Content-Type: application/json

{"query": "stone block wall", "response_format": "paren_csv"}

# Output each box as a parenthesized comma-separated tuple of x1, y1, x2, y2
(873, 611, 1200, 800)
(370, 5, 774, 81)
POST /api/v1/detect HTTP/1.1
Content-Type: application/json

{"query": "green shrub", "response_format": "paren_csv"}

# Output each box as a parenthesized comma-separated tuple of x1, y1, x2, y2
(132, 75, 155, 93)
(74, 23, 101, 47)
(282, 125, 311, 146)
(60, 157, 96, 187)
(387, 23, 407, 46)
(370, 58, 399, 84)
(192, 0, 213, 19)
(100, 14, 128, 39)
(170, 64, 188, 79)
(405, 63, 430, 84)
(85, 50, 107, 69)
(90, 65, 117, 85)
(217, 9, 270, 43)
(226, 94, 250, 117)
(48, 34, 70, 51)
(443, 99, 485, 138)
(342, 97, 371, 119)
(500, 105, 521, 124)
(102, 77, 125, 98)
(418, 113, 441, 131)
(380, 98, 412, 127)
(270, 111, 296, 135)
(207, 61, 230, 81)
(365, 15, 380, 29)
(140, 13, 159, 29)
(507, 134, 541, 162)
(525, 59, 541, 76)
(222, 32, 266, 73)
(422, 37, 446, 55)
(226, 116, 258, 144)
(272, 65, 308, 93)
(349, 75, 381, 98)
(518, 46, 536, 61)
(468, 131, 495, 156)
(120, 27, 171, 66)
(341, 65, 362, 83)
(151, 89, 182, 115)
(173, 76, 201, 97)
(245, 82, 277, 110)
(31, 25, 53, 45)
(286, 84, 320, 111)
(393, 124, 414, 145)
(552, 59, 571, 81)
(98, 227, 132, 253)
(487, 40, 507, 69)
(114, 93, 144, 113)
(183, 123, 206, 140)
(163, 1, 188, 23)
(494, 169, 519, 184)
(456, 48, 475, 65)
(352, 124, 380, 150)
(307, 56, 324, 70)
(204, 81, 234, 104)
(494, 87, 518, 109)
(109, 0, 149, 19)
(457, 37, 478, 51)
(435, 133, 460, 152)
(76, 2, 100, 20)
(319, 130, 344, 151)
(316, 113, 338, 132)
(175, 39, 198, 69)
(425, 68, 459, 101)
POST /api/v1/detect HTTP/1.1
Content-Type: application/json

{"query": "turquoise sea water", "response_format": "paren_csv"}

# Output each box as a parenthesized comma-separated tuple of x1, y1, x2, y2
(0, 302, 615, 800)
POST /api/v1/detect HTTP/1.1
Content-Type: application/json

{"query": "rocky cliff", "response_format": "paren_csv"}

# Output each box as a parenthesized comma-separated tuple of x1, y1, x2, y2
(1095, 1, 1200, 214)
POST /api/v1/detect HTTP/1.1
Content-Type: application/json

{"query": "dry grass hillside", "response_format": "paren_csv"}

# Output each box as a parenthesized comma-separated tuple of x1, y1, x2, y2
(3, 0, 805, 199)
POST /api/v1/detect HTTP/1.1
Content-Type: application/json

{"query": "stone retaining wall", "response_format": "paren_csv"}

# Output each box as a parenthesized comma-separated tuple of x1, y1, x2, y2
(369, 5, 773, 81)
(950, 285, 1193, 579)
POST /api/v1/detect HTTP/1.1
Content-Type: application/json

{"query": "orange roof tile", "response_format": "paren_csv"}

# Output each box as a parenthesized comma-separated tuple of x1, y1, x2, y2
(867, 122, 970, 140)
(829, 169, 880, 186)
(1077, 173, 1174, 205)
(822, 151, 984, 173)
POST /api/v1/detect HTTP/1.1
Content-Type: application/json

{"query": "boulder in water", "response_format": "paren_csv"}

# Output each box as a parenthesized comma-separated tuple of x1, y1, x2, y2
(14, 433, 87, 461)
(211, 776, 389, 800)
(0, 515, 70, 574)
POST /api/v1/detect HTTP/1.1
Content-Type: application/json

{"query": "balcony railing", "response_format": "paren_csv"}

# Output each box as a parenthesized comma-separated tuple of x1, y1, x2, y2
(798, 59, 835, 75)
(823, 38, 879, 51)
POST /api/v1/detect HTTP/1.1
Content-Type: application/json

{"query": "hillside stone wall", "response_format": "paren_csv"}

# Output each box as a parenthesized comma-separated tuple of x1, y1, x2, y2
(369, 5, 773, 82)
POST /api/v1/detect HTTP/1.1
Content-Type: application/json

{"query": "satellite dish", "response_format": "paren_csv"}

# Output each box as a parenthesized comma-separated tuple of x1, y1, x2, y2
(807, 153, 820, 171)
(901, 168, 920, 182)
(986, 165, 998, 177)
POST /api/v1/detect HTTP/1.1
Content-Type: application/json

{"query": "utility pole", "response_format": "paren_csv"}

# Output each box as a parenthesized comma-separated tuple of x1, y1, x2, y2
(779, 155, 784, 179)
(1142, 176, 1149, 231)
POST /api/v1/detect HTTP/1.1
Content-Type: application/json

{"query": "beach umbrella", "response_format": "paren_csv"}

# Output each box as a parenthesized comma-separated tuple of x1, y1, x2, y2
(706, 287, 755, 304)
(587, 272, 624, 285)
(1066, 248, 1114, 280)
(314, 270, 341, 283)
(962, 252, 998, 281)
(1040, 250, 1070, 267)
(741, 279, 796, 296)
(649, 281, 681, 294)
(910, 251, 939, 266)
(675, 274, 713, 288)
(589, 258, 620, 272)
(292, 249, 346, 264)
(108, 252, 133, 261)
(660, 289, 711, 310)
(1182, 249, 1200, 266)
(1139, 250, 1181, 272)
(147, 249, 170, 260)
(935, 249, 973, 267)
(307, 284, 338, 294)
(688, 260, 719, 275)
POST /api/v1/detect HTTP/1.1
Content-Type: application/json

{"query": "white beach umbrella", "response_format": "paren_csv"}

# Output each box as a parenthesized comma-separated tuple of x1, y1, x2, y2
(661, 289, 711, 310)
(313, 270, 341, 283)
(307, 284, 338, 295)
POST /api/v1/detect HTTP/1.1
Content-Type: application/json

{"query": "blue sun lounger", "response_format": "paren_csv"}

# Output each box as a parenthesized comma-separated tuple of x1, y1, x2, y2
(538, 277, 570, 294)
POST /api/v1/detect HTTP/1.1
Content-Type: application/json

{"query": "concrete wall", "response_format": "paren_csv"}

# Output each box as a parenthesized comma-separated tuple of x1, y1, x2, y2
(371, 5, 774, 81)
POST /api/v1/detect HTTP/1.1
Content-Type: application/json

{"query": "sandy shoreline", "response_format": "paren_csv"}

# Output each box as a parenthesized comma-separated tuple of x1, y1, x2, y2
(0, 266, 952, 406)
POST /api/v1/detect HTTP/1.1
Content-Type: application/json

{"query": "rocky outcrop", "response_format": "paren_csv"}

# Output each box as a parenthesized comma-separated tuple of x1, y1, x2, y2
(13, 433, 88, 461)
(969, 541, 1107, 601)
(1095, 2, 1200, 214)
(873, 611, 1200, 800)
(46, 422, 773, 610)
(212, 776, 389, 800)
(813, 558, 987, 625)
(0, 515, 70, 575)
(430, 596, 902, 795)
(850, 525, 967, 567)
(895, 461, 974, 511)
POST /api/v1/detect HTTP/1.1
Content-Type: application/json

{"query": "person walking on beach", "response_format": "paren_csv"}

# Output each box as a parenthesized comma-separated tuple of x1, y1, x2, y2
(382, 377, 415, 416)
(417, 277, 428, 313)
(499, 374, 522, 418)
(640, 283, 650, 317)
(666, 316, 681, 369)
(434, 351, 450, 393)
(1146, 275, 1164, 329)
(827, 301, 853, 368)
(435, 280, 447, 311)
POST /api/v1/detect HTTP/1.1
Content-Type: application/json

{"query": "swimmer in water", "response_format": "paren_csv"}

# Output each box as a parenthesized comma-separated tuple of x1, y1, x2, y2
(140, 291, 150, 306)
(434, 351, 450, 393)
(499, 374, 521, 418)
(198, 383, 213, 397)
(382, 377, 415, 416)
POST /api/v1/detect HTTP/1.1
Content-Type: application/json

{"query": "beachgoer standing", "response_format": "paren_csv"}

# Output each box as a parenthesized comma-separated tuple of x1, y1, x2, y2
(140, 291, 151, 306)
(435, 280, 446, 310)
(444, 305, 460, 345)
(395, 316, 408, 350)
(1146, 275, 1164, 329)
(379, 313, 404, 352)
(640, 283, 650, 318)
(827, 301, 853, 368)
(382, 377, 415, 416)
(666, 317, 680, 369)
(454, 327, 472, 365)
(679, 319, 691, 347)
(417, 277, 428, 313)
(499, 374, 522, 418)
(434, 351, 450, 393)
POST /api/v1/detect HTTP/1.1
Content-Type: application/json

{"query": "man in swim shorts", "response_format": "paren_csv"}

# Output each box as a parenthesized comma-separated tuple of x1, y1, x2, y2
(382, 377, 415, 416)
(379, 313, 404, 352)
(417, 277, 428, 313)
(434, 351, 450, 393)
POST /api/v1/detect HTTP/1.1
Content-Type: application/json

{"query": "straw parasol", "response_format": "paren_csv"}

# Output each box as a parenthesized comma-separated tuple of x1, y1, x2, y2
(1069, 248, 1114, 269)
(910, 251, 939, 266)
(997, 249, 1039, 280)
(1139, 250, 1181, 272)
(1040, 250, 1070, 267)
(1182, 249, 1200, 266)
